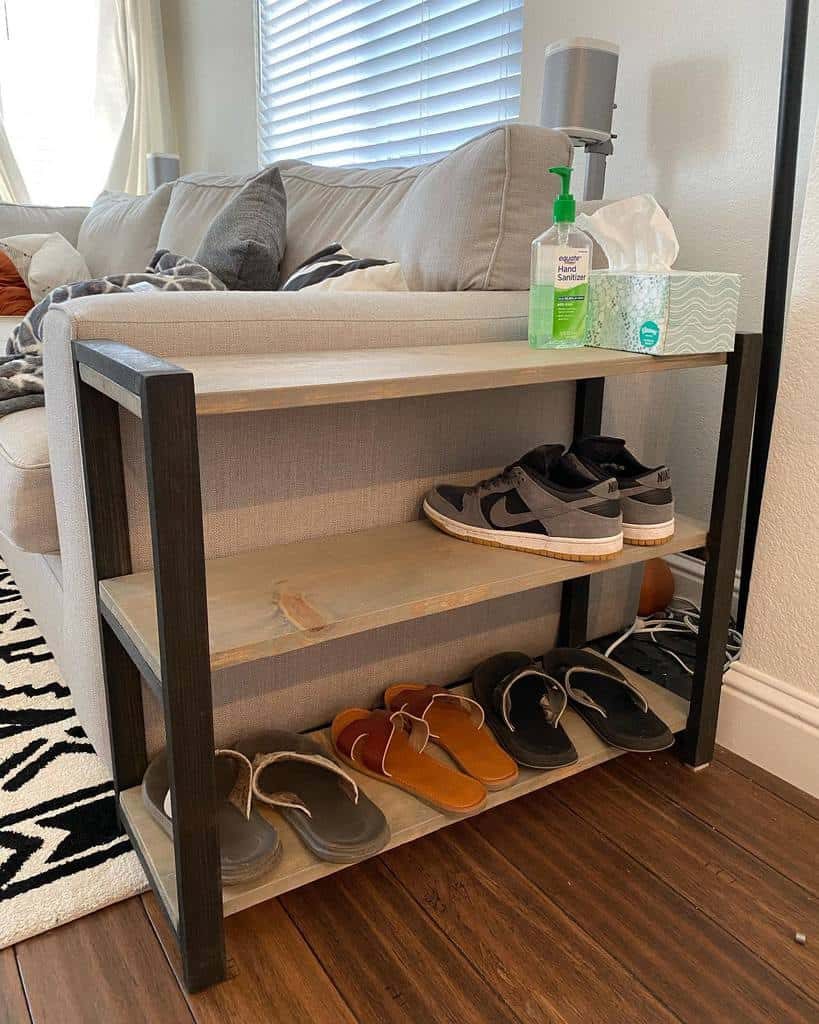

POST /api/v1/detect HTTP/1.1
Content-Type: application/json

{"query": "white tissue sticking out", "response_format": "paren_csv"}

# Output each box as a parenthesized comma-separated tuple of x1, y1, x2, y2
(576, 194, 679, 272)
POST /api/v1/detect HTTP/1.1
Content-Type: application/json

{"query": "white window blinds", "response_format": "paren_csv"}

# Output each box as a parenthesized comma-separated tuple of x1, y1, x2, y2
(257, 0, 523, 168)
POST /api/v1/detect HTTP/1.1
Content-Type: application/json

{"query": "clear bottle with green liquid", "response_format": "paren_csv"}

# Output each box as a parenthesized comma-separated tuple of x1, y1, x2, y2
(529, 166, 592, 349)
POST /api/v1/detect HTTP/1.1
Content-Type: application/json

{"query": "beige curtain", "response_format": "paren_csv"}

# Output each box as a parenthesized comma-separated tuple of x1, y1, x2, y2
(0, 93, 29, 203)
(96, 0, 176, 194)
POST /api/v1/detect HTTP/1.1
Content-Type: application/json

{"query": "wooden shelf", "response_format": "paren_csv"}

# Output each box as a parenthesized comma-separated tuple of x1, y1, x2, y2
(100, 515, 706, 681)
(173, 342, 728, 416)
(119, 669, 689, 924)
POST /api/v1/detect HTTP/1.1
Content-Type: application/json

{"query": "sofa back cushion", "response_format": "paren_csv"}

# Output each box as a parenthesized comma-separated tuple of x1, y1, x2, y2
(157, 125, 572, 290)
(278, 125, 572, 290)
(158, 172, 249, 258)
(0, 203, 88, 248)
(77, 184, 173, 277)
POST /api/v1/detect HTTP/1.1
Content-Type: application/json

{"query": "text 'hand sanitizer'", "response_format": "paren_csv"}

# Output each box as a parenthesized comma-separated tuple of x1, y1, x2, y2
(529, 166, 592, 349)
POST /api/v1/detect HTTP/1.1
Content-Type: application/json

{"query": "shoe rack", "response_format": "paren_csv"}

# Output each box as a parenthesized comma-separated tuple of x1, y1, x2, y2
(72, 335, 761, 991)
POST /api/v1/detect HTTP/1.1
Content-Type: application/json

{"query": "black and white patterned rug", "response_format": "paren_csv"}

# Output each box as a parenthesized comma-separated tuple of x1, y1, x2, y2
(0, 558, 144, 947)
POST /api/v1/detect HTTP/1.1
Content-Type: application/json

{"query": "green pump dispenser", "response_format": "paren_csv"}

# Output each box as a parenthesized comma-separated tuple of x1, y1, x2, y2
(550, 166, 577, 223)
(528, 164, 593, 349)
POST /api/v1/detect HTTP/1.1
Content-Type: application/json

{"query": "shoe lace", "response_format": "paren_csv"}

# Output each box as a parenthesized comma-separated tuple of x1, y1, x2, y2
(465, 464, 518, 495)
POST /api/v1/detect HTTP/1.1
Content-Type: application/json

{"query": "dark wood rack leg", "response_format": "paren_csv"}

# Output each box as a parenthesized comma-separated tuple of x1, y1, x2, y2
(75, 373, 147, 792)
(141, 370, 226, 991)
(558, 376, 605, 647)
(681, 333, 762, 767)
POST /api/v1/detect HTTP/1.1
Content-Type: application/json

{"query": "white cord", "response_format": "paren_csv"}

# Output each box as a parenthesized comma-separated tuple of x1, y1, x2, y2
(604, 598, 741, 675)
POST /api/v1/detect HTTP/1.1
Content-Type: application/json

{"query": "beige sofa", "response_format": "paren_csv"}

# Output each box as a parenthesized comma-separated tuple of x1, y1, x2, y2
(1, 124, 643, 769)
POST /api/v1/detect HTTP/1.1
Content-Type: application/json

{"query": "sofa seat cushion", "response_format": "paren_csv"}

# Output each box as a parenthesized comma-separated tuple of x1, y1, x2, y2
(0, 406, 58, 553)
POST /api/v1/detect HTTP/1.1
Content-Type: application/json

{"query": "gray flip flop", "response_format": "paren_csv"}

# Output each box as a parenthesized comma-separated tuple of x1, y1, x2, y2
(142, 748, 282, 885)
(235, 730, 390, 863)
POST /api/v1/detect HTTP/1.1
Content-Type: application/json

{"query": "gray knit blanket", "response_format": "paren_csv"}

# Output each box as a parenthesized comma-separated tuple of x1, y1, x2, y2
(1, 250, 226, 417)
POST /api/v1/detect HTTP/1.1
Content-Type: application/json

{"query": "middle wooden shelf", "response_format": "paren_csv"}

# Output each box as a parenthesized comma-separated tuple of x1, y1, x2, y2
(99, 515, 705, 682)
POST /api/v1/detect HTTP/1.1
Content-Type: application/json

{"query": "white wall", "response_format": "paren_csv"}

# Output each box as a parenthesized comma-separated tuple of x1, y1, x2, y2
(523, 1, 818, 521)
(718, 114, 819, 796)
(163, 1, 819, 522)
(161, 0, 258, 174)
(739, 114, 819, 699)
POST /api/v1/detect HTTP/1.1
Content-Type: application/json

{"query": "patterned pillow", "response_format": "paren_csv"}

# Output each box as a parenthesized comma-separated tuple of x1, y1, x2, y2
(281, 244, 407, 292)
(0, 233, 90, 302)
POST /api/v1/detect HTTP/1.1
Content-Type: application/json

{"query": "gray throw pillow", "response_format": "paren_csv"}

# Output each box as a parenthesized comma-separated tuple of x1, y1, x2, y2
(195, 166, 286, 290)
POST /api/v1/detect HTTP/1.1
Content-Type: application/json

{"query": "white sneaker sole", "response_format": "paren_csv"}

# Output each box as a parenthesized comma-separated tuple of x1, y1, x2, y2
(423, 501, 623, 562)
(622, 519, 675, 546)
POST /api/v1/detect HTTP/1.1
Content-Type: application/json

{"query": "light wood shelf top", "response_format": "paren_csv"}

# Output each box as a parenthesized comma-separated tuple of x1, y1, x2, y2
(120, 670, 689, 923)
(100, 515, 706, 680)
(173, 342, 728, 416)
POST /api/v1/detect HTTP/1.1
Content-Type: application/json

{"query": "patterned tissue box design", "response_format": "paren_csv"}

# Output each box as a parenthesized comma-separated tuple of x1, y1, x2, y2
(586, 271, 740, 355)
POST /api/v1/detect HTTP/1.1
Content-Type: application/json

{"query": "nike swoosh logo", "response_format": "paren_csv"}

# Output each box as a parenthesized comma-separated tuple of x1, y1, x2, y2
(487, 494, 541, 529)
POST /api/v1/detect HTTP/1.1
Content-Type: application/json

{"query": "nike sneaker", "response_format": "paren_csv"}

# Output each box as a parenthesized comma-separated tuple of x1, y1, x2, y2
(570, 436, 674, 546)
(422, 444, 623, 562)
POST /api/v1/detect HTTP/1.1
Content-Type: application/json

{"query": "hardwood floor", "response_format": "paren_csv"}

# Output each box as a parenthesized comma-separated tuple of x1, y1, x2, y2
(5, 747, 817, 1024)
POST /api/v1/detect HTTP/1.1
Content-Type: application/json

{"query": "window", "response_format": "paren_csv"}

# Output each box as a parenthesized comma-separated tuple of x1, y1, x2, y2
(257, 0, 523, 168)
(0, 0, 121, 205)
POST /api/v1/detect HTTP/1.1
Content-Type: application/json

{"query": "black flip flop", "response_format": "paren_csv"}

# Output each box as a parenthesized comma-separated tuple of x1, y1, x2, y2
(472, 652, 578, 769)
(541, 648, 674, 752)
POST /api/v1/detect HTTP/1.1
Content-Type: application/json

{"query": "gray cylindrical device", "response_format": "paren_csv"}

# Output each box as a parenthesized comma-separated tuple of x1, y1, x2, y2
(540, 37, 619, 145)
(146, 152, 181, 191)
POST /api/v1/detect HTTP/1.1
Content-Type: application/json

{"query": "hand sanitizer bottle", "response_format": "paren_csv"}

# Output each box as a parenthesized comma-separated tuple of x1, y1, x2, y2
(529, 166, 592, 349)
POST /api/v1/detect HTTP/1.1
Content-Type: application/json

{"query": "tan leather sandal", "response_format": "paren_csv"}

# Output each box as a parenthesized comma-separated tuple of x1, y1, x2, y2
(383, 684, 518, 790)
(331, 708, 486, 815)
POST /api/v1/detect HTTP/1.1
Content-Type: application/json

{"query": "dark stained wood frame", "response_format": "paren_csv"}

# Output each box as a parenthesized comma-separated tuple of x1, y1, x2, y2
(72, 333, 760, 991)
(74, 344, 226, 991)
(681, 333, 762, 766)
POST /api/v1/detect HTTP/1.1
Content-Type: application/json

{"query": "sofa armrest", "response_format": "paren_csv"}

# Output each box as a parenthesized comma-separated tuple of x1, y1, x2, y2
(42, 289, 528, 359)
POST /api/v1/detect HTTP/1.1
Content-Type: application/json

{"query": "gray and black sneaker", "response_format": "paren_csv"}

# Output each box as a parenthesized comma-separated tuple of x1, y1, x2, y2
(570, 436, 674, 546)
(423, 444, 623, 562)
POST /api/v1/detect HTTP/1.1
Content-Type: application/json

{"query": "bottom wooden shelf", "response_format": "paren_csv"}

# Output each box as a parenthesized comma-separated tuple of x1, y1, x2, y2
(120, 665, 688, 925)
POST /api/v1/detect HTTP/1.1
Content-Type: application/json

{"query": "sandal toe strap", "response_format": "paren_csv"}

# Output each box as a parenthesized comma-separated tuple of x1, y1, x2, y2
(216, 748, 255, 819)
(391, 685, 485, 736)
(163, 747, 254, 821)
(564, 665, 649, 718)
(337, 709, 429, 778)
(493, 668, 567, 733)
(251, 750, 359, 817)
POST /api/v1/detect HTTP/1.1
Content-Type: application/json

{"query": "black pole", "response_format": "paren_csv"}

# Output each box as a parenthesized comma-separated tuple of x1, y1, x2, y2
(737, 0, 809, 629)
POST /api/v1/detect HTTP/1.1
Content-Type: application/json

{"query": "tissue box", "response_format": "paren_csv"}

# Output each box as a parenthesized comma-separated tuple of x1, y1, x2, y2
(585, 270, 740, 355)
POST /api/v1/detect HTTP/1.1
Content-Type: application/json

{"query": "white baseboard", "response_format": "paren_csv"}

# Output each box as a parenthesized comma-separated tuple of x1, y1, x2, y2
(718, 662, 819, 798)
(666, 555, 818, 798)
(665, 553, 740, 615)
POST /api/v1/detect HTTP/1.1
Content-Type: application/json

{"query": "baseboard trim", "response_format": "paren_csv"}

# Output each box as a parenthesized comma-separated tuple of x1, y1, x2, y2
(718, 661, 819, 798)
(665, 552, 740, 613)
(665, 555, 817, 797)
